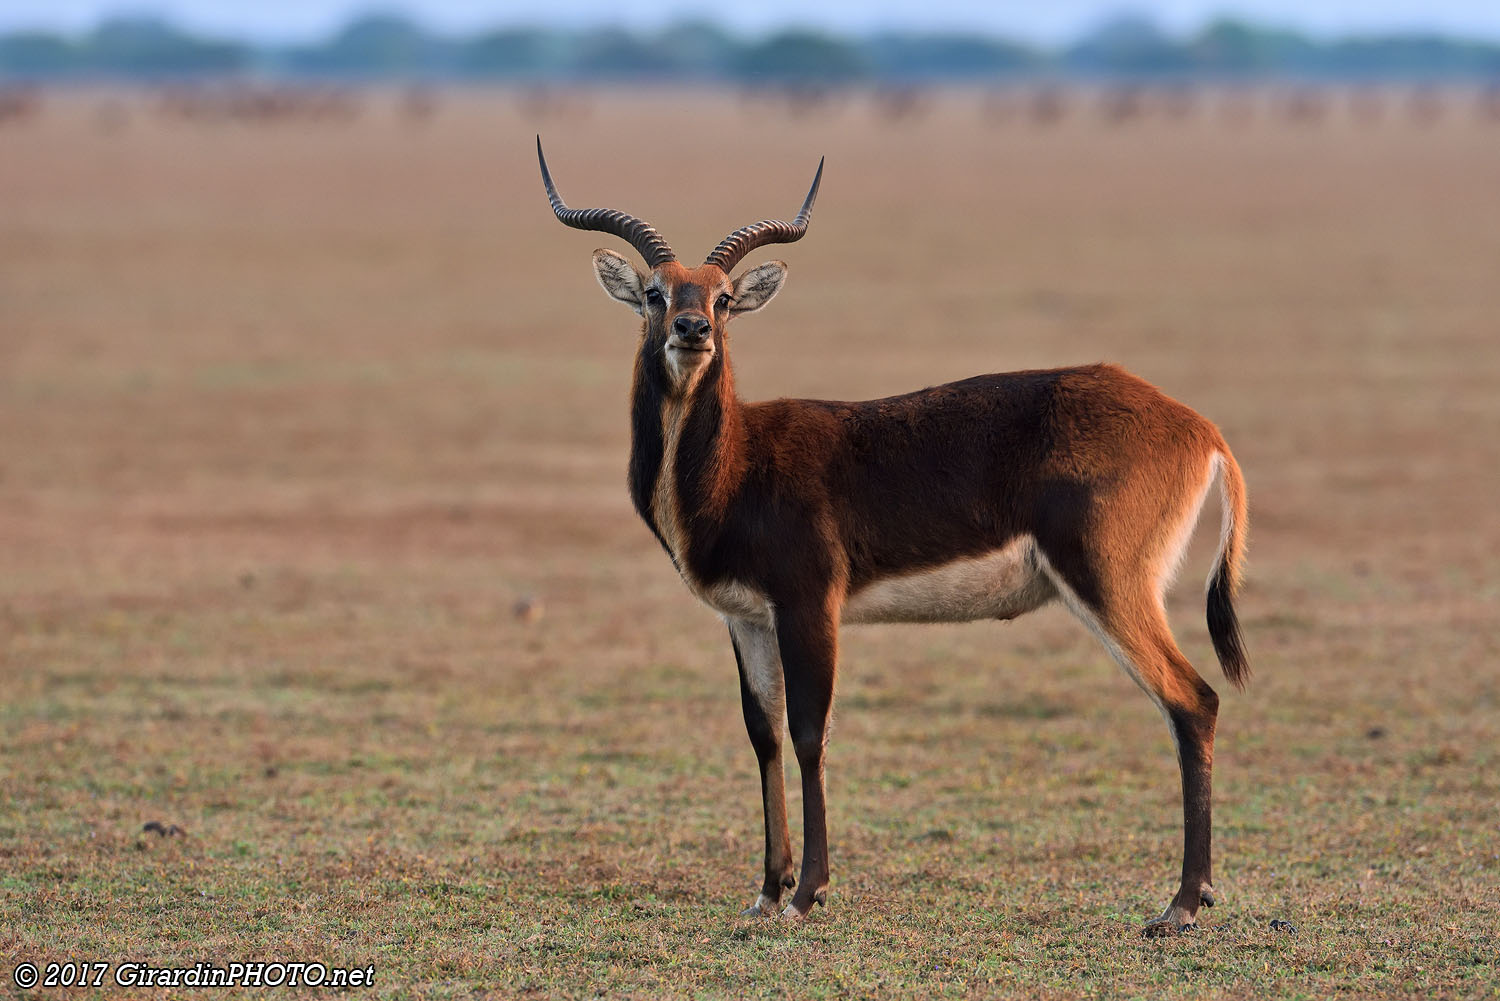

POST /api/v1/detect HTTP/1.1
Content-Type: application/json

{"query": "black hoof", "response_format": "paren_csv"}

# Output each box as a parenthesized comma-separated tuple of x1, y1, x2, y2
(1142, 902, 1198, 937)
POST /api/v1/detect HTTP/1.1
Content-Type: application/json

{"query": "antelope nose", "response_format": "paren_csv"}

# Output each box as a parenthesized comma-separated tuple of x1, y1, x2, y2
(672, 314, 711, 344)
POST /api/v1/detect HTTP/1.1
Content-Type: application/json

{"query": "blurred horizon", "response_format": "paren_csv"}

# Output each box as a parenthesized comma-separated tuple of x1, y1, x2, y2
(4, 2, 1500, 45)
(5, 7, 1500, 82)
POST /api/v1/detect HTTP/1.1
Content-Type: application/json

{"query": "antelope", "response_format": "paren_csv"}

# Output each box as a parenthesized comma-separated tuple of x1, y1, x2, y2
(536, 138, 1250, 936)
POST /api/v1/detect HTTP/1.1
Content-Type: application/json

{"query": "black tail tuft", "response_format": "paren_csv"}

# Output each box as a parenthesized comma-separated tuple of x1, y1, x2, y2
(1207, 558, 1249, 691)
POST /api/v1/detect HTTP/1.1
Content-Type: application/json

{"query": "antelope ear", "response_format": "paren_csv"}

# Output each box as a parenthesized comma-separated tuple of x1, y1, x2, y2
(592, 249, 646, 313)
(729, 261, 788, 315)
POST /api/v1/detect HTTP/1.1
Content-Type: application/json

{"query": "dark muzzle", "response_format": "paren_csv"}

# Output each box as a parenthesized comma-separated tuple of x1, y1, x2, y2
(672, 313, 712, 346)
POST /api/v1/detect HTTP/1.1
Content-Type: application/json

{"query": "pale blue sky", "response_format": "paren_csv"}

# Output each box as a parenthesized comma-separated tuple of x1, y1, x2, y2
(4, 0, 1500, 43)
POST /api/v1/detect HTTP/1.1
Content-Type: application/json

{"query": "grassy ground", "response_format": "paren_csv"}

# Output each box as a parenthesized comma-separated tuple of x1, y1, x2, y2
(2, 89, 1498, 998)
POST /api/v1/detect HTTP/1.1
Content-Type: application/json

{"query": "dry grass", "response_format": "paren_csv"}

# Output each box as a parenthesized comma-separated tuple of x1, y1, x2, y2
(2, 89, 1498, 998)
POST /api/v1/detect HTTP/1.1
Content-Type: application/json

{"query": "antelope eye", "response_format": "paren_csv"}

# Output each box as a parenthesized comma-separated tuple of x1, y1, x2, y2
(716, 293, 734, 311)
(644, 288, 664, 307)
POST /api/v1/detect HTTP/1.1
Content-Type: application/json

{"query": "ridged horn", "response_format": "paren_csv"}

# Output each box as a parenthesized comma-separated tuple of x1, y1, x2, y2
(536, 136, 676, 269)
(704, 157, 823, 274)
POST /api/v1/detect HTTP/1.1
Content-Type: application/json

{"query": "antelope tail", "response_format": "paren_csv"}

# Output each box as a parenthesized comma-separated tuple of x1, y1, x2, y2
(1207, 450, 1250, 691)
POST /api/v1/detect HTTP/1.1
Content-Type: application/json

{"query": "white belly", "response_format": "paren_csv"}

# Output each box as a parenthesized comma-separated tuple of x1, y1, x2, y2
(676, 536, 1053, 629)
(842, 535, 1054, 625)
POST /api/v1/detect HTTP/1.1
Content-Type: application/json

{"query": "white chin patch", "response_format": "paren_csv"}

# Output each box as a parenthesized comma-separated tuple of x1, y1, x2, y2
(665, 345, 713, 382)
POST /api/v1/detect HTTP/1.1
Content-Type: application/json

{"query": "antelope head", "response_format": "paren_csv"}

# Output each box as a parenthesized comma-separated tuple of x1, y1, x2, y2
(537, 137, 822, 394)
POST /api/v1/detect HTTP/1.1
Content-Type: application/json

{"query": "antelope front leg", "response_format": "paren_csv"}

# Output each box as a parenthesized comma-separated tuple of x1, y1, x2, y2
(775, 602, 839, 918)
(729, 619, 795, 916)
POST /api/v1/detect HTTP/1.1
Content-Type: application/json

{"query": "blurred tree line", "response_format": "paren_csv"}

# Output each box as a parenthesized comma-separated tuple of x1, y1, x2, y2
(3, 13, 1499, 81)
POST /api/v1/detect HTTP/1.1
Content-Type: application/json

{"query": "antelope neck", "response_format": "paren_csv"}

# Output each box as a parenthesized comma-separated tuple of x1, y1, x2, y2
(627, 342, 747, 568)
